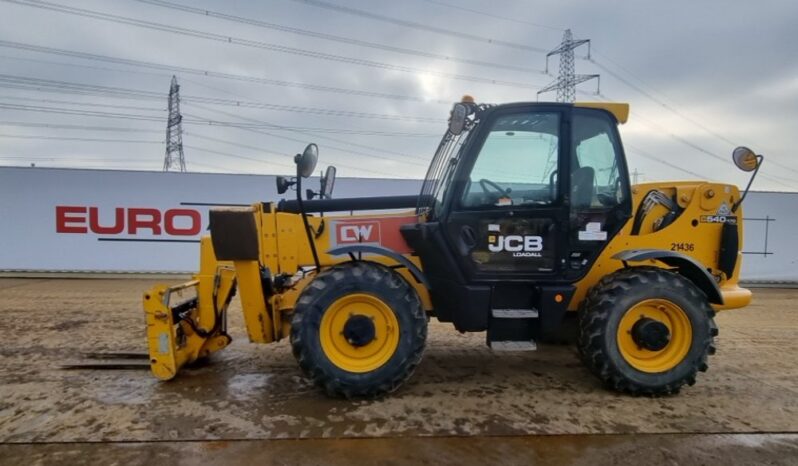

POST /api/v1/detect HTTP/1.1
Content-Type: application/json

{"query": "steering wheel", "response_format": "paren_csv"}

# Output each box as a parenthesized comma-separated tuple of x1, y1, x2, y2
(597, 177, 623, 206)
(479, 178, 508, 197)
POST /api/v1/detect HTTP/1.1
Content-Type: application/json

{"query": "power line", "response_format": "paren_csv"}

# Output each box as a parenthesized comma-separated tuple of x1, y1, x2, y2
(421, 0, 565, 32)
(590, 54, 798, 176)
(0, 73, 444, 123)
(0, 102, 169, 121)
(183, 143, 397, 178)
(3, 0, 547, 90)
(0, 47, 453, 105)
(4, 0, 794, 180)
(0, 93, 165, 112)
(184, 134, 400, 177)
(134, 0, 544, 75)
(625, 144, 709, 179)
(4, 85, 787, 186)
(183, 144, 295, 171)
(0, 156, 160, 161)
(184, 123, 438, 137)
(591, 53, 738, 147)
(0, 121, 161, 133)
(190, 129, 403, 170)
(285, 0, 551, 53)
(180, 78, 438, 165)
(0, 100, 440, 140)
(0, 156, 233, 173)
(591, 93, 798, 189)
(13, 39, 787, 178)
(188, 103, 430, 167)
(591, 58, 738, 146)
(0, 134, 162, 144)
(181, 98, 442, 123)
(184, 107, 428, 163)
(166, 75, 435, 162)
(632, 114, 798, 190)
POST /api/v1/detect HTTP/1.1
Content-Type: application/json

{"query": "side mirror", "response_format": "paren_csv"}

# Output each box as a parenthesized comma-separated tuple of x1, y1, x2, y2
(733, 146, 759, 172)
(448, 103, 468, 135)
(320, 165, 336, 199)
(730, 146, 764, 213)
(276, 175, 294, 194)
(295, 143, 319, 178)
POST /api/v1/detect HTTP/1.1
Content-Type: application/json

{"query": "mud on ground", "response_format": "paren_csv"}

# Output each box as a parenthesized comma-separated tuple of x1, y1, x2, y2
(0, 279, 796, 464)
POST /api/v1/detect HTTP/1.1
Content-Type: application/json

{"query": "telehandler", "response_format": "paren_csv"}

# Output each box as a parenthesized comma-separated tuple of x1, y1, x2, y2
(144, 98, 761, 397)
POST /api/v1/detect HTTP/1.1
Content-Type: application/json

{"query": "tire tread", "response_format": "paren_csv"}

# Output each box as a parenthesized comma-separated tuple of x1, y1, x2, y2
(577, 266, 717, 396)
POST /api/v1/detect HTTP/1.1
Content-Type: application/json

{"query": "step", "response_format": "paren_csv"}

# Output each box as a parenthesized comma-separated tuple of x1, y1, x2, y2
(491, 308, 539, 319)
(489, 340, 537, 351)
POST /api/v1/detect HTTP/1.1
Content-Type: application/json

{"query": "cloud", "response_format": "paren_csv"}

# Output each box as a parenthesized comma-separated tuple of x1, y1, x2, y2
(0, 0, 795, 189)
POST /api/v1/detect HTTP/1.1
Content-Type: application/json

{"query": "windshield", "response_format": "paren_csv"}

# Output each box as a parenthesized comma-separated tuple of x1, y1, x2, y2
(461, 112, 560, 209)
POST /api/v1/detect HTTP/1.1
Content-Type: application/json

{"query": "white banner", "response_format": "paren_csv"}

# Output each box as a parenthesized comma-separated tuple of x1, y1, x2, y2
(0, 167, 419, 273)
(0, 167, 795, 281)
(738, 191, 798, 282)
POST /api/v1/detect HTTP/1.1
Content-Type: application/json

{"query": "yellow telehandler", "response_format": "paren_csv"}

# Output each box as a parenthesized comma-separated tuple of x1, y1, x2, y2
(144, 98, 760, 397)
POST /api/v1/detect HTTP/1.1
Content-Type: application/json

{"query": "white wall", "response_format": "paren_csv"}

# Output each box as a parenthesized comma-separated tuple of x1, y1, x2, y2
(739, 191, 797, 283)
(0, 167, 420, 273)
(0, 167, 795, 281)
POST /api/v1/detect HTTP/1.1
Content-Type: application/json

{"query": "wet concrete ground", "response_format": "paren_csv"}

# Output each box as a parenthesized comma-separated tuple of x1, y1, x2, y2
(1, 279, 797, 464)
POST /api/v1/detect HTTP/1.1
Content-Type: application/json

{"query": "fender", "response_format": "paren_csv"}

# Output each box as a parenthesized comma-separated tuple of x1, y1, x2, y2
(613, 249, 723, 305)
(327, 245, 431, 289)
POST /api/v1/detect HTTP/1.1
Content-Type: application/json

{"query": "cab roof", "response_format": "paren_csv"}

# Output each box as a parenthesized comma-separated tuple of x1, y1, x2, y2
(573, 102, 629, 124)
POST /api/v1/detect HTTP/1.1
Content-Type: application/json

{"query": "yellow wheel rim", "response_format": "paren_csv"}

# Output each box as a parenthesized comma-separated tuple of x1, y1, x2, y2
(616, 298, 692, 373)
(319, 293, 400, 373)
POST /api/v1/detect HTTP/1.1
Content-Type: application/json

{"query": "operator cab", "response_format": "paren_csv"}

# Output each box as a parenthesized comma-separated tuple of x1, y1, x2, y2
(402, 100, 633, 335)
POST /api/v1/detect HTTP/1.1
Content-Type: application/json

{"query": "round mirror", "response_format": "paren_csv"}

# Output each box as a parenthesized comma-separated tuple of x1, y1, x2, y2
(449, 103, 468, 135)
(321, 165, 336, 199)
(732, 146, 758, 172)
(296, 143, 319, 178)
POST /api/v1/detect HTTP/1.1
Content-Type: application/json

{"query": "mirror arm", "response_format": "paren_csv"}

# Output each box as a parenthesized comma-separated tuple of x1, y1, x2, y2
(295, 170, 322, 270)
(732, 154, 763, 213)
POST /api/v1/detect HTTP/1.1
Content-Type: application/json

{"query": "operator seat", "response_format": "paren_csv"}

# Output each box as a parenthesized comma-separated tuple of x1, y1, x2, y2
(571, 166, 595, 208)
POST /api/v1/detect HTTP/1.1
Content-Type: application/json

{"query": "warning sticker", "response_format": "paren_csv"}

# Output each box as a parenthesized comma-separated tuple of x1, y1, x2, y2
(578, 222, 607, 241)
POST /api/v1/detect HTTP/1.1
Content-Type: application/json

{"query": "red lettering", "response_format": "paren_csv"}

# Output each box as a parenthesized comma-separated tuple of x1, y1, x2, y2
(57, 206, 203, 236)
(127, 208, 162, 235)
(89, 207, 124, 234)
(56, 206, 87, 233)
(164, 209, 201, 236)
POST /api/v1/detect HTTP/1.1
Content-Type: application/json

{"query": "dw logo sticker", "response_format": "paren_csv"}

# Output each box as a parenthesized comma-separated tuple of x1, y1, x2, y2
(335, 220, 381, 245)
(328, 215, 416, 254)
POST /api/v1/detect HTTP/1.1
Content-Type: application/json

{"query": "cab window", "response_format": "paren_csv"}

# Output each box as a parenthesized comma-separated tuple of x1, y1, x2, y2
(461, 112, 559, 208)
(571, 112, 626, 208)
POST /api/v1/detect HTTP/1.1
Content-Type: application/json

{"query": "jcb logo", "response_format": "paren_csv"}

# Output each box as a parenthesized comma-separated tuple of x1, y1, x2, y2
(336, 221, 380, 244)
(488, 235, 544, 257)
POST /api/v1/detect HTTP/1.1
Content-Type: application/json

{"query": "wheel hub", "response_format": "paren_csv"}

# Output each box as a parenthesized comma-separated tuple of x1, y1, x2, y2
(631, 317, 670, 351)
(342, 314, 376, 347)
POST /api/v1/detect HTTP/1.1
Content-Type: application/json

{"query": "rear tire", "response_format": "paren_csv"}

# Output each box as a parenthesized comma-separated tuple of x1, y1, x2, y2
(577, 267, 717, 395)
(290, 262, 427, 398)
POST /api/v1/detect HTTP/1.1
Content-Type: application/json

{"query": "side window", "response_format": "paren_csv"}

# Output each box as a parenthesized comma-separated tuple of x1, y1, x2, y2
(571, 113, 626, 208)
(461, 112, 559, 208)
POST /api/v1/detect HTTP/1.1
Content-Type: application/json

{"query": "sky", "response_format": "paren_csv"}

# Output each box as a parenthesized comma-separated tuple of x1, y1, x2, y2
(0, 0, 797, 191)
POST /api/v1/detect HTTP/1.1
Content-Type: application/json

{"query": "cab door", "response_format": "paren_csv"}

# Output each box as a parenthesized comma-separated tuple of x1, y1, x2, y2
(443, 106, 568, 281)
(564, 108, 632, 280)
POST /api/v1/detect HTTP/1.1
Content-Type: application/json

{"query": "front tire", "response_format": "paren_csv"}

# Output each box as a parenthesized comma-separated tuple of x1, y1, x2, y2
(577, 267, 718, 395)
(290, 262, 427, 398)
